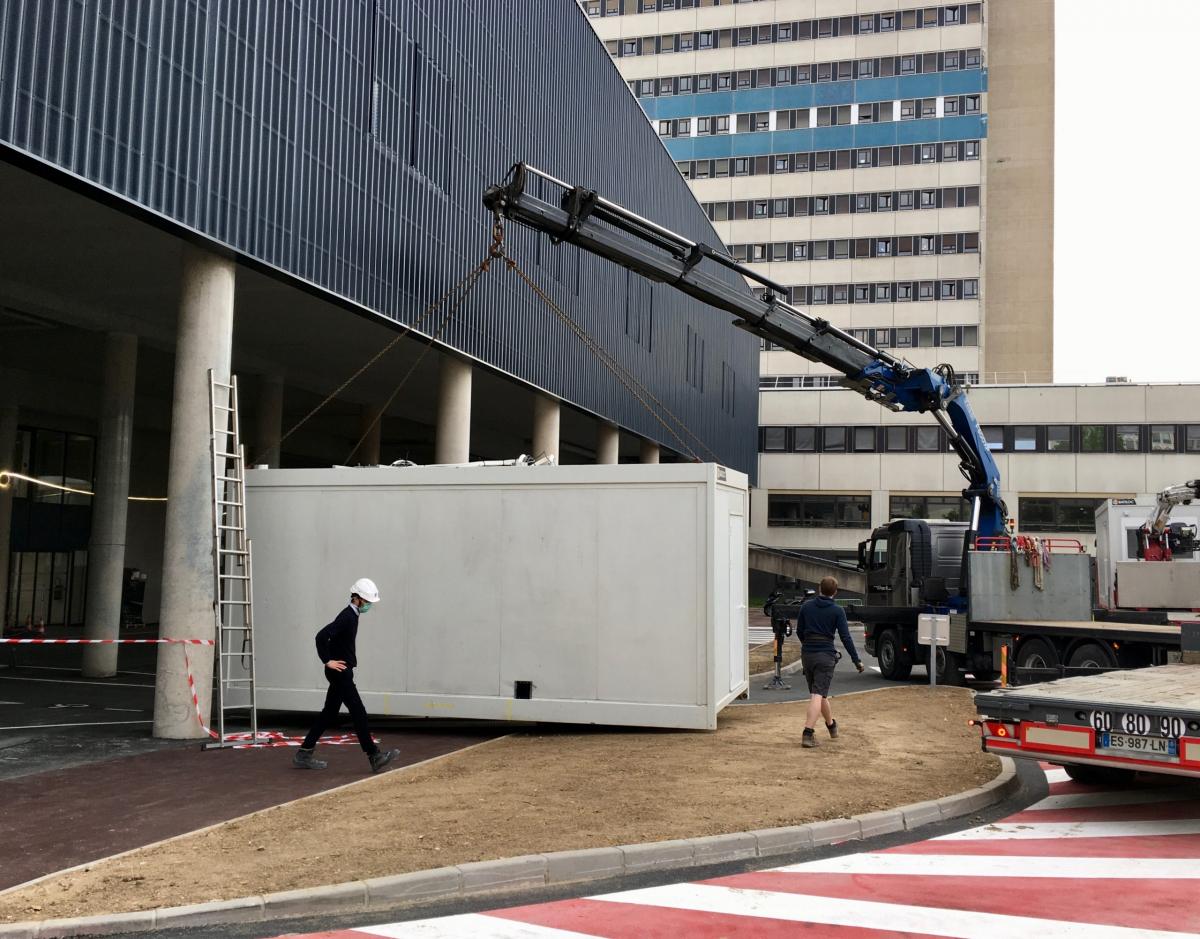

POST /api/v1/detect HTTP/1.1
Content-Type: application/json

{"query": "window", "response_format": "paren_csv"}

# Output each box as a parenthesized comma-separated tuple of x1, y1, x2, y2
(714, 115, 730, 134)
(698, 31, 713, 49)
(778, 23, 793, 41)
(774, 155, 790, 173)
(813, 196, 830, 215)
(915, 427, 941, 451)
(918, 281, 935, 300)
(963, 279, 979, 299)
(945, 5, 961, 23)
(1151, 425, 1177, 452)
(885, 427, 908, 451)
(791, 243, 808, 260)
(854, 284, 870, 302)
(859, 14, 875, 33)
(900, 56, 916, 75)
(964, 95, 980, 114)
(944, 97, 960, 116)
(896, 282, 913, 301)
(879, 12, 895, 31)
(622, 40, 638, 56)
(1014, 426, 1037, 452)
(964, 140, 980, 159)
(919, 235, 936, 255)
(697, 117, 710, 134)
(1188, 426, 1200, 452)
(767, 494, 872, 529)
(792, 427, 816, 452)
(920, 189, 937, 208)
(920, 143, 937, 163)
(858, 60, 875, 79)
(678, 118, 691, 135)
(856, 193, 872, 212)
(1047, 426, 1071, 452)
(890, 495, 970, 522)
(680, 33, 695, 52)
(735, 158, 751, 175)
(658, 120, 672, 137)
(854, 427, 876, 451)
(1080, 425, 1107, 452)
(1115, 425, 1141, 452)
(811, 285, 828, 303)
(876, 238, 892, 256)
(921, 99, 936, 119)
(679, 76, 693, 93)
(898, 191, 914, 210)
(659, 77, 674, 94)
(824, 427, 846, 451)
(940, 281, 956, 299)
(762, 427, 788, 451)
(945, 50, 960, 69)
(856, 149, 872, 167)
(965, 48, 982, 68)
(900, 99, 916, 119)
(776, 66, 792, 85)
(877, 192, 893, 211)
(875, 283, 892, 301)
(1019, 497, 1105, 534)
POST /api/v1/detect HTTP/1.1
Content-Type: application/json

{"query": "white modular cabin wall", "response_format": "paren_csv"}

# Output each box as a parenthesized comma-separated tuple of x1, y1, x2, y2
(245, 464, 748, 730)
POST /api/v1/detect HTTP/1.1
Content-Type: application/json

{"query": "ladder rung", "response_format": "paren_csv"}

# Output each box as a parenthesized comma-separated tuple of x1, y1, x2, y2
(216, 524, 244, 531)
(216, 499, 244, 507)
(218, 549, 249, 556)
(219, 599, 251, 605)
(219, 574, 251, 581)
(216, 475, 244, 483)
(211, 379, 235, 390)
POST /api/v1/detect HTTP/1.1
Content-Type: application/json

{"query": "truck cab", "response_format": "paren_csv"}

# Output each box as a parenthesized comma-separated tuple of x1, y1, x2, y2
(859, 518, 968, 608)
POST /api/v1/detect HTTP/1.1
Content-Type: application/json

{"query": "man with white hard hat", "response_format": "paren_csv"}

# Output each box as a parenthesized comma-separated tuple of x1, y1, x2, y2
(293, 577, 399, 773)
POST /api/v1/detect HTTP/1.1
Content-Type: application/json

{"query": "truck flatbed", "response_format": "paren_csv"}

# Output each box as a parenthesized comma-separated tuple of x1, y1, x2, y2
(975, 664, 1200, 779)
(971, 618, 1182, 646)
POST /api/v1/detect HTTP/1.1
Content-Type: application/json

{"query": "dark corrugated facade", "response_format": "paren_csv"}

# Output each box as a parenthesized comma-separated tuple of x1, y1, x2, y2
(0, 0, 759, 475)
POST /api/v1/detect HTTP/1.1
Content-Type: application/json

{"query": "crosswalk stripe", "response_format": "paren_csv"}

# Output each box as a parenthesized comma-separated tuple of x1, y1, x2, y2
(771, 852, 1200, 879)
(705, 871, 1198, 932)
(591, 883, 1198, 939)
(1029, 785, 1200, 811)
(933, 818, 1200, 840)
(892, 832, 1200, 858)
(1006, 800, 1200, 824)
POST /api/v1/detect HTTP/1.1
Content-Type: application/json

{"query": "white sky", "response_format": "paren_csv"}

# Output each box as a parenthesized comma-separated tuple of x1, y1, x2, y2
(1053, 0, 1195, 382)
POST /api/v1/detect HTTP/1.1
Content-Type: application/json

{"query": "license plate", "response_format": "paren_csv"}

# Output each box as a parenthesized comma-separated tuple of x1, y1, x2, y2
(1099, 732, 1178, 758)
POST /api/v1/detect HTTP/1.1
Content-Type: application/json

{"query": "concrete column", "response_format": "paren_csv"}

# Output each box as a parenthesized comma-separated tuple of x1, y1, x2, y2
(639, 439, 661, 464)
(0, 404, 17, 630)
(435, 356, 472, 464)
(596, 423, 620, 465)
(82, 333, 138, 677)
(254, 373, 284, 467)
(354, 405, 382, 465)
(153, 247, 235, 739)
(532, 393, 560, 463)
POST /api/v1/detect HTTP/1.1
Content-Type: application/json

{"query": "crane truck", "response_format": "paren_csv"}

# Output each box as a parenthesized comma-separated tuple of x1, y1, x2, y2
(483, 163, 1199, 778)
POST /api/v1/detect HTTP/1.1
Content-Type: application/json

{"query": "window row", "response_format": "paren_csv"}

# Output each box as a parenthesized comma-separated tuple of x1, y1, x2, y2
(759, 372, 980, 390)
(631, 48, 983, 98)
(759, 423, 1200, 455)
(775, 278, 979, 305)
(657, 97, 981, 139)
(732, 187, 980, 223)
(595, 5, 983, 56)
(762, 326, 980, 361)
(679, 142, 980, 180)
(583, 0, 768, 15)
(765, 493, 1113, 532)
(728, 232, 980, 262)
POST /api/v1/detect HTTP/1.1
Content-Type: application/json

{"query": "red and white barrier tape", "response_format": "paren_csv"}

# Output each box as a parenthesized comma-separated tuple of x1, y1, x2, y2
(6, 636, 373, 748)
(0, 638, 214, 644)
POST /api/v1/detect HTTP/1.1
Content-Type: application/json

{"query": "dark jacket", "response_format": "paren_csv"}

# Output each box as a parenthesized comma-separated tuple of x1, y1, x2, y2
(314, 605, 359, 669)
(798, 596, 860, 663)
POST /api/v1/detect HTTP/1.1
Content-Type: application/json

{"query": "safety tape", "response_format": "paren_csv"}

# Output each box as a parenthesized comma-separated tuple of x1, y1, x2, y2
(6, 637, 375, 748)
(0, 638, 214, 644)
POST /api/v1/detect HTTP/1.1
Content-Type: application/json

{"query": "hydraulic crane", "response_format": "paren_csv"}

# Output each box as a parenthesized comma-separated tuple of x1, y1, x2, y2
(483, 162, 1008, 544)
(1139, 480, 1200, 561)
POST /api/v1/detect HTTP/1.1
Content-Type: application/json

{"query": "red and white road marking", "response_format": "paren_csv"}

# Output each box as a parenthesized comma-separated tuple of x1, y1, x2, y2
(278, 763, 1200, 938)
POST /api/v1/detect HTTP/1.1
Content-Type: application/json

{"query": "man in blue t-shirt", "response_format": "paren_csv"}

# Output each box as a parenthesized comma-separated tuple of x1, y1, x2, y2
(797, 576, 864, 748)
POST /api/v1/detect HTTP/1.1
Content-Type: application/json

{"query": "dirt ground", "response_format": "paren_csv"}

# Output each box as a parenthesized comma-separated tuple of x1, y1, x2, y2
(0, 687, 997, 923)
(748, 638, 803, 675)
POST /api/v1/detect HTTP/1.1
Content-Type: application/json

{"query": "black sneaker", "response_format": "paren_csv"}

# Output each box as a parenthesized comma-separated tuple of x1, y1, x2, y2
(826, 720, 839, 739)
(801, 729, 818, 749)
(369, 748, 400, 774)
(293, 747, 327, 770)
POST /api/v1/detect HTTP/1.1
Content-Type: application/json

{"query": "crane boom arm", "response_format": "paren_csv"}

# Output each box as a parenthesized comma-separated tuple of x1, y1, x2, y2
(483, 163, 1007, 537)
(1149, 480, 1200, 534)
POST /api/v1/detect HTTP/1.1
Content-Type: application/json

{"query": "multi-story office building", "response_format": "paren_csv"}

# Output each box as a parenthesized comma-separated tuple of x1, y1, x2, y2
(583, 2, 1086, 571)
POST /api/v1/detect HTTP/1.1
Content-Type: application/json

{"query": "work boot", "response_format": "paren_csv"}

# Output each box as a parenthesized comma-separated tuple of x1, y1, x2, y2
(369, 748, 400, 774)
(802, 729, 818, 748)
(826, 720, 839, 739)
(293, 747, 327, 770)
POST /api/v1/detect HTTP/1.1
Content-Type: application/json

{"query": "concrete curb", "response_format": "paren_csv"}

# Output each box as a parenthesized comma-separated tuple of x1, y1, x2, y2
(0, 757, 1018, 938)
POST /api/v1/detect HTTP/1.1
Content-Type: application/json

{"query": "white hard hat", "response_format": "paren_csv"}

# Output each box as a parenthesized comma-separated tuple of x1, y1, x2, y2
(350, 577, 380, 603)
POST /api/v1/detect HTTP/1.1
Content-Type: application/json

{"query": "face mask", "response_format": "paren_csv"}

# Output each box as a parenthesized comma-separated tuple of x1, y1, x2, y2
(358, 601, 372, 614)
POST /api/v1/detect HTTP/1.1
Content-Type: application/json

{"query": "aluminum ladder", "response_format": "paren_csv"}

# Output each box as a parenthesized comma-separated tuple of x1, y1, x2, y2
(206, 371, 261, 748)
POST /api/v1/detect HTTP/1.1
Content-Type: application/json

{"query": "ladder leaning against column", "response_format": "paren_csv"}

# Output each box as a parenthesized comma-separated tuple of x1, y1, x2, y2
(206, 370, 262, 748)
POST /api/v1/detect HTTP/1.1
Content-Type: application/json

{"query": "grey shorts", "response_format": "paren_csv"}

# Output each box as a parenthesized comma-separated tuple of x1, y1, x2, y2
(802, 650, 837, 698)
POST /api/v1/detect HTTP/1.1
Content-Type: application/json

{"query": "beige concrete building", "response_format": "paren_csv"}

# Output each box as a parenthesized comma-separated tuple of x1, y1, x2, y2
(756, 381, 1200, 558)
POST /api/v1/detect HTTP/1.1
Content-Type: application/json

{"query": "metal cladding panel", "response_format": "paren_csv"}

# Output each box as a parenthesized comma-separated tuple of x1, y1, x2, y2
(0, 0, 759, 477)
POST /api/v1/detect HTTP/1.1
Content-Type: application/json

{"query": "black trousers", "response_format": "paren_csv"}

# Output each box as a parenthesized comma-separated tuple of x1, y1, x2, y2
(301, 668, 377, 754)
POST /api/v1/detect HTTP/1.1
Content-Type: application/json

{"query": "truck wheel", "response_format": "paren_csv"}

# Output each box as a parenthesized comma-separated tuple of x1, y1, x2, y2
(1063, 763, 1137, 786)
(927, 647, 965, 686)
(1014, 638, 1060, 684)
(877, 629, 912, 681)
(1067, 642, 1118, 674)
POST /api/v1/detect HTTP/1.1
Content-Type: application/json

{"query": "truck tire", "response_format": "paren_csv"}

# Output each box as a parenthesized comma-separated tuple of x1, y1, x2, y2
(1014, 638, 1060, 685)
(928, 647, 965, 686)
(1067, 642, 1118, 673)
(877, 629, 912, 681)
(1063, 763, 1137, 786)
